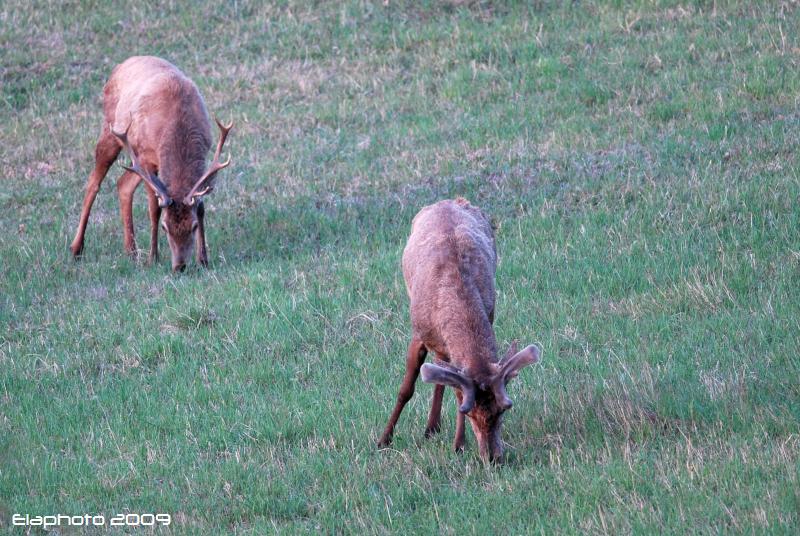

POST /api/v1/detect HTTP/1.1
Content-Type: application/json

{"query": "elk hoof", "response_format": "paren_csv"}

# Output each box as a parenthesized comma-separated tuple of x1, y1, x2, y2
(424, 424, 440, 438)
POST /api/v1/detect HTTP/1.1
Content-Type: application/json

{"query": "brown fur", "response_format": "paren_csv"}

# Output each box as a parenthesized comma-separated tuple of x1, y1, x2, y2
(403, 197, 498, 381)
(378, 198, 540, 462)
(70, 56, 231, 271)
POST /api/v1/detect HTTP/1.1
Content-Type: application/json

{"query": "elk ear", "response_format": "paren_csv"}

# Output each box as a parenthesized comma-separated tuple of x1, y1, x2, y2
(420, 363, 476, 413)
(499, 344, 541, 383)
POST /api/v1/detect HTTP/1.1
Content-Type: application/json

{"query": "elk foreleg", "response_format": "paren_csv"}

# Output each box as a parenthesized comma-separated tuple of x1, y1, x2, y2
(70, 130, 121, 257)
(195, 200, 208, 267)
(145, 184, 161, 264)
(378, 338, 428, 447)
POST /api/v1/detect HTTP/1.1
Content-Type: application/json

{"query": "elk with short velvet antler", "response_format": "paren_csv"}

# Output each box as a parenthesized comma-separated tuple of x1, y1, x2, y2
(70, 56, 232, 272)
(378, 198, 541, 462)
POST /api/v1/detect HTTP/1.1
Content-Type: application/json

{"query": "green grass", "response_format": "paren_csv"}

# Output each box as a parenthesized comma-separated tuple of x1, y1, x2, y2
(2, 0, 800, 533)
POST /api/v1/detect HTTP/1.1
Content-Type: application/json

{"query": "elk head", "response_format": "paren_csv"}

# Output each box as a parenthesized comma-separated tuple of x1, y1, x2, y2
(420, 344, 540, 462)
(111, 118, 232, 271)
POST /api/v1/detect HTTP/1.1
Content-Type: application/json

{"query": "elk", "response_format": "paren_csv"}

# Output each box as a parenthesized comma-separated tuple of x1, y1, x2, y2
(378, 197, 541, 462)
(70, 56, 233, 272)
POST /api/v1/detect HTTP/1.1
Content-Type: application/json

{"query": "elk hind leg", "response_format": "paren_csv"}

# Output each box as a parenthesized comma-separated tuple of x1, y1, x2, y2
(117, 171, 142, 257)
(453, 390, 467, 452)
(424, 384, 445, 438)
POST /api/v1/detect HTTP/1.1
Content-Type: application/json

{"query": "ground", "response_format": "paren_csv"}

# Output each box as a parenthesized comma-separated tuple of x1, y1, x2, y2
(1, 1, 799, 533)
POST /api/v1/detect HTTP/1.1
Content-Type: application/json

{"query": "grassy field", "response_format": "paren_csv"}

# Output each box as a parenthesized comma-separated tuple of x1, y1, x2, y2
(2, 0, 800, 533)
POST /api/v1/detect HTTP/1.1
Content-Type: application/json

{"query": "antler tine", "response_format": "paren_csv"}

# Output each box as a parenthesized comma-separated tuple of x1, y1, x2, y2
(109, 121, 172, 208)
(212, 117, 233, 161)
(207, 117, 233, 173)
(185, 117, 233, 205)
(110, 122, 144, 176)
(192, 185, 214, 198)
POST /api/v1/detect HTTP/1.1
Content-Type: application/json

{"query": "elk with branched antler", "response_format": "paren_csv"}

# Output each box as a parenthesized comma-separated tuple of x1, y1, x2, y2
(378, 198, 541, 462)
(70, 56, 233, 272)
